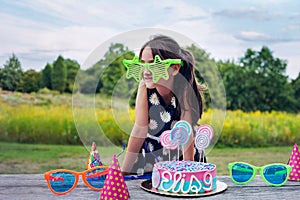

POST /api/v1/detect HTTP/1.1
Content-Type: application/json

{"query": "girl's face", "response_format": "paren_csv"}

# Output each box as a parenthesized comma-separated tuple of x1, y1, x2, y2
(141, 46, 174, 89)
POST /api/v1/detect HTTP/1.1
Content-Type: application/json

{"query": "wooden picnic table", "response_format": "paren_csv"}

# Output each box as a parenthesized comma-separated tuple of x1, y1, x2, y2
(0, 174, 299, 199)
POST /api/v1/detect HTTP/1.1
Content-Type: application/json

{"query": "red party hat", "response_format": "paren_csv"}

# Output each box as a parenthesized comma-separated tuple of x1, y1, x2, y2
(86, 142, 102, 170)
(288, 144, 300, 181)
(100, 155, 130, 200)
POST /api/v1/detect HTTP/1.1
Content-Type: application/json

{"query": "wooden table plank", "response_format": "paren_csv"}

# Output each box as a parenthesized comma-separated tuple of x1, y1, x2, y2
(0, 174, 299, 200)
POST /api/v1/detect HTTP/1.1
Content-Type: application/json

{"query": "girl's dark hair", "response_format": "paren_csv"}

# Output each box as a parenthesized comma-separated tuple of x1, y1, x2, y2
(139, 35, 205, 125)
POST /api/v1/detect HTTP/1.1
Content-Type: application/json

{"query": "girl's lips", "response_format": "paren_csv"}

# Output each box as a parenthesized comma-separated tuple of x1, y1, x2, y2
(143, 76, 152, 82)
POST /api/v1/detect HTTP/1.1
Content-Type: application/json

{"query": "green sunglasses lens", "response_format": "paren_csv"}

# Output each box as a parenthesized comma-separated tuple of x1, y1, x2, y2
(263, 165, 288, 185)
(231, 163, 254, 183)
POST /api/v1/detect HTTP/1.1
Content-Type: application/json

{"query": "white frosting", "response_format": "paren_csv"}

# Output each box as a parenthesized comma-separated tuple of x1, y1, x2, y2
(203, 171, 213, 192)
(190, 175, 202, 194)
(159, 170, 213, 193)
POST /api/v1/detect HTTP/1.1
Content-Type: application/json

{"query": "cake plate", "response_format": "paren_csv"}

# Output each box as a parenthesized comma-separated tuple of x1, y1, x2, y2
(140, 180, 227, 198)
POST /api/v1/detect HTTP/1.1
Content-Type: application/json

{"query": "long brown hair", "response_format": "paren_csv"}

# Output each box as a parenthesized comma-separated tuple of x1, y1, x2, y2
(139, 35, 205, 125)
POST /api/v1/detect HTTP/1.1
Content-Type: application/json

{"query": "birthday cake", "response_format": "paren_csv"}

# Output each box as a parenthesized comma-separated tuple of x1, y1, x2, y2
(152, 160, 217, 194)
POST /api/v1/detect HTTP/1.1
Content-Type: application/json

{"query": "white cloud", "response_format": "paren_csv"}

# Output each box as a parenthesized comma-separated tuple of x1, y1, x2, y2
(213, 6, 282, 21)
(234, 31, 295, 43)
(272, 41, 300, 79)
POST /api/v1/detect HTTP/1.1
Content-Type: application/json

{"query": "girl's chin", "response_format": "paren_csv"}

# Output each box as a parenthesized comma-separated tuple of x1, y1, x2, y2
(144, 82, 156, 89)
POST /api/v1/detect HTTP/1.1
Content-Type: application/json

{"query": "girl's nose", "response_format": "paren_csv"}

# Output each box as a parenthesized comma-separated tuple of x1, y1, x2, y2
(143, 68, 151, 75)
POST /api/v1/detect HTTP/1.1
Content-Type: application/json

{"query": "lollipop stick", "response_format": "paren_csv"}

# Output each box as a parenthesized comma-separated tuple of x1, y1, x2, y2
(178, 148, 179, 160)
(200, 150, 203, 162)
(199, 150, 201, 162)
(169, 149, 170, 161)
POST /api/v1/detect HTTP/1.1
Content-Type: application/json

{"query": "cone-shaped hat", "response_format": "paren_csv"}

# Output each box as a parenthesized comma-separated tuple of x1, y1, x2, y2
(288, 144, 300, 181)
(87, 142, 102, 170)
(100, 155, 130, 200)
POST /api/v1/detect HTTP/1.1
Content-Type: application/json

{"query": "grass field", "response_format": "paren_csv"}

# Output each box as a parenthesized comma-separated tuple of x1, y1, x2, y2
(0, 142, 293, 175)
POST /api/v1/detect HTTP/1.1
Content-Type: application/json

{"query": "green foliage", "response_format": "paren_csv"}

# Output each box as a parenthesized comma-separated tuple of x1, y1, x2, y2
(100, 43, 135, 97)
(218, 60, 245, 110)
(0, 141, 292, 174)
(291, 72, 300, 111)
(64, 59, 80, 93)
(18, 69, 41, 93)
(41, 63, 52, 89)
(1, 44, 299, 113)
(216, 110, 300, 147)
(240, 46, 294, 112)
(0, 54, 23, 91)
(187, 45, 226, 110)
(0, 96, 299, 147)
(79, 76, 100, 94)
(51, 56, 67, 93)
(218, 46, 298, 112)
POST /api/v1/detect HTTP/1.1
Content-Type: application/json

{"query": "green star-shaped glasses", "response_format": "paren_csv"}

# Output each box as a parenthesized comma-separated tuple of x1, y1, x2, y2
(122, 55, 182, 83)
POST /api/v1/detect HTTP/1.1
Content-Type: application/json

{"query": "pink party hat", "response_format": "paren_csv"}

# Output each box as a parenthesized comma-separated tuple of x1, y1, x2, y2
(100, 155, 130, 200)
(288, 143, 300, 181)
(86, 142, 102, 170)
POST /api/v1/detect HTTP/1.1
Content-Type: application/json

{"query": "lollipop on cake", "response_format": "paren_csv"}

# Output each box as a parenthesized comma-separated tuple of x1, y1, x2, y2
(160, 130, 178, 161)
(195, 124, 214, 162)
(170, 120, 192, 160)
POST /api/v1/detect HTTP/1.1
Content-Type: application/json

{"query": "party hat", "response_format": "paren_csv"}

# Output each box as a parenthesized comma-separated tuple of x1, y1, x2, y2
(100, 155, 130, 200)
(288, 143, 300, 181)
(86, 142, 102, 170)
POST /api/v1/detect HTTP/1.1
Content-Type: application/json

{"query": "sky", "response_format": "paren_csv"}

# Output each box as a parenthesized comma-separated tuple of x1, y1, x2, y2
(0, 0, 299, 79)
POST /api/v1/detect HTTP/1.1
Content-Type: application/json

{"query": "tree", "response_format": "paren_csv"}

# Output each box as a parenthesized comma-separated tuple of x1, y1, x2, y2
(79, 76, 100, 94)
(64, 59, 80, 93)
(217, 60, 247, 110)
(100, 43, 135, 97)
(19, 69, 41, 93)
(41, 63, 52, 89)
(187, 45, 226, 110)
(0, 54, 23, 91)
(51, 56, 67, 93)
(238, 46, 296, 112)
(291, 72, 300, 111)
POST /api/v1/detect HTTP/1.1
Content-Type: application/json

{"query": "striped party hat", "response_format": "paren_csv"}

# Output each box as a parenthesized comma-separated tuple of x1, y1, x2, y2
(86, 142, 102, 170)
(288, 143, 300, 181)
(100, 155, 130, 200)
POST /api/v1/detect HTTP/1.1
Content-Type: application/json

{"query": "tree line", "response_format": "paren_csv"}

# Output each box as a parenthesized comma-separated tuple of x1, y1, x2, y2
(0, 43, 299, 112)
(0, 54, 80, 94)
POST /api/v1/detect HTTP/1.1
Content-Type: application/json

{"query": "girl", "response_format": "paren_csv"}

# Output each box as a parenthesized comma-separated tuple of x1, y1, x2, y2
(121, 35, 205, 175)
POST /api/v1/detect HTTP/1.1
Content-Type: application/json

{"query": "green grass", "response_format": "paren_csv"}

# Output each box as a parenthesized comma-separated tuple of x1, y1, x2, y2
(0, 142, 293, 175)
(0, 142, 120, 174)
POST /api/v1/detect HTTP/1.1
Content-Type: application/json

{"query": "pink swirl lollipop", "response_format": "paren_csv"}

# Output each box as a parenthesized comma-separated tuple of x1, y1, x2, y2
(160, 130, 178, 150)
(195, 133, 210, 150)
(196, 124, 214, 140)
(170, 127, 189, 146)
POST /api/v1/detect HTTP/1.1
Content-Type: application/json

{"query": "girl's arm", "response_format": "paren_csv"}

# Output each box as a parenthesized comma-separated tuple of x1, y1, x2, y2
(121, 83, 148, 174)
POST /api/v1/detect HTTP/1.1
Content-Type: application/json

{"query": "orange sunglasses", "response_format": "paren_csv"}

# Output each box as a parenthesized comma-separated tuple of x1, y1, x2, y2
(44, 166, 109, 195)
